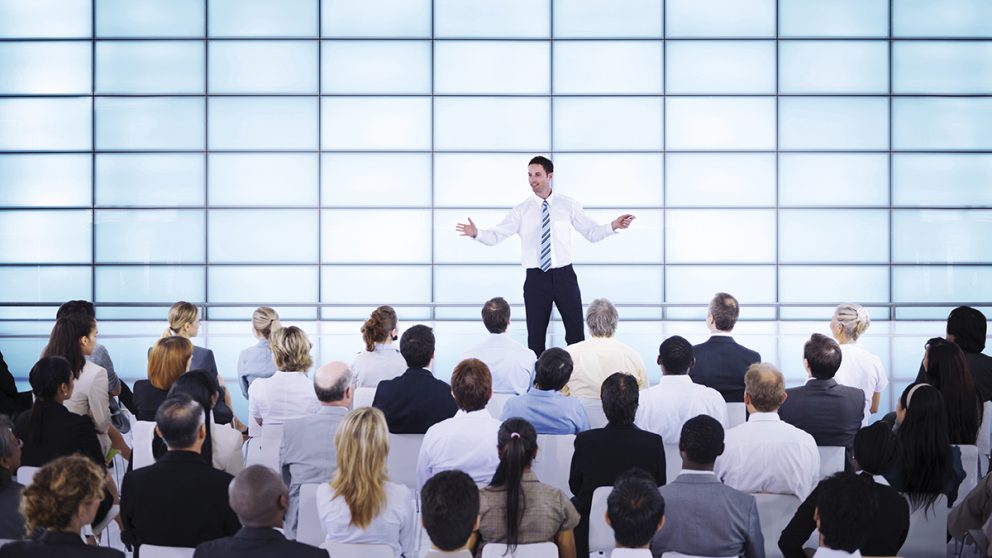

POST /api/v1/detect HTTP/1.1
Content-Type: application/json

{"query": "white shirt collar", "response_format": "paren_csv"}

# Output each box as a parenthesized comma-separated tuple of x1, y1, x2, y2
(659, 374, 693, 385)
(813, 548, 862, 558)
(710, 330, 734, 337)
(609, 548, 653, 558)
(747, 411, 781, 422)
(677, 469, 715, 476)
(533, 191, 554, 205)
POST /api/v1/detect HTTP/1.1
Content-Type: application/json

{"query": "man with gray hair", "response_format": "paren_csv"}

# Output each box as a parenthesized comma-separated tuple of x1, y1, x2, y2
(279, 361, 353, 537)
(0, 414, 24, 539)
(690, 292, 761, 403)
(565, 298, 647, 399)
(193, 465, 326, 558)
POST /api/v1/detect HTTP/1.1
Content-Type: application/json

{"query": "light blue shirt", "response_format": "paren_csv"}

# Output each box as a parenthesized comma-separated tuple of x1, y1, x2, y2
(460, 333, 535, 395)
(238, 339, 277, 398)
(500, 388, 590, 435)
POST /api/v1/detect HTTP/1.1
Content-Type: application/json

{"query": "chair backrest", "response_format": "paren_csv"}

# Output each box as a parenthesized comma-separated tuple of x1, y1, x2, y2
(487, 393, 515, 419)
(578, 398, 608, 429)
(753, 493, 802, 558)
(353, 387, 377, 409)
(817, 446, 845, 479)
(244, 424, 285, 472)
(900, 495, 947, 558)
(139, 545, 196, 558)
(481, 542, 559, 558)
(726, 403, 747, 429)
(589, 485, 615, 554)
(132, 420, 157, 469)
(320, 541, 394, 558)
(387, 433, 425, 491)
(664, 444, 681, 484)
(955, 445, 980, 507)
(980, 401, 992, 477)
(533, 434, 576, 498)
(296, 482, 324, 546)
(15, 466, 39, 487)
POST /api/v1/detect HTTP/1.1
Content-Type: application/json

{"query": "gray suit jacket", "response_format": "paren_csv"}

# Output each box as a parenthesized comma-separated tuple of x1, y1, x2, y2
(651, 473, 765, 558)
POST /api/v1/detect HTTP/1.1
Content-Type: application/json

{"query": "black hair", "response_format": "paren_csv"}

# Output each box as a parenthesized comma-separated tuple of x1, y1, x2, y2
(602, 372, 639, 426)
(853, 422, 901, 476)
(488, 418, 538, 552)
(897, 383, 951, 513)
(528, 156, 553, 174)
(482, 297, 511, 334)
(421, 470, 480, 551)
(679, 415, 724, 466)
(924, 337, 981, 445)
(535, 348, 572, 391)
(607, 469, 665, 548)
(804, 333, 843, 379)
(27, 357, 74, 446)
(168, 370, 218, 465)
(400, 324, 435, 369)
(816, 472, 877, 553)
(658, 336, 693, 375)
(41, 314, 94, 377)
(155, 394, 204, 450)
(947, 305, 987, 353)
(56, 300, 96, 320)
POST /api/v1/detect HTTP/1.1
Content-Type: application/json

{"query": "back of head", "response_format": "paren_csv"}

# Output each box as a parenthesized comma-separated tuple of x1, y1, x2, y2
(708, 292, 740, 332)
(658, 335, 693, 375)
(314, 361, 353, 403)
(168, 370, 216, 461)
(362, 305, 397, 353)
(20, 455, 105, 535)
(482, 297, 511, 334)
(853, 422, 900, 476)
(332, 407, 389, 529)
(229, 465, 288, 528)
(816, 472, 876, 553)
(251, 306, 281, 340)
(602, 372, 639, 426)
(400, 324, 435, 369)
(607, 469, 665, 548)
(491, 418, 539, 549)
(148, 336, 193, 391)
(422, 470, 480, 552)
(0, 415, 17, 480)
(155, 394, 204, 450)
(925, 337, 979, 444)
(42, 314, 94, 376)
(832, 303, 871, 342)
(56, 300, 95, 320)
(679, 415, 724, 466)
(897, 383, 951, 512)
(804, 333, 843, 379)
(28, 356, 73, 401)
(947, 305, 987, 353)
(270, 325, 313, 372)
(744, 363, 786, 413)
(535, 348, 572, 391)
(451, 358, 492, 412)
(164, 301, 198, 338)
(586, 298, 618, 338)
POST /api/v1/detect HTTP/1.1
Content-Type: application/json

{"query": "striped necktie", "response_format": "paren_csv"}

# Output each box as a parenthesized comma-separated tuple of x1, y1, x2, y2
(540, 200, 551, 272)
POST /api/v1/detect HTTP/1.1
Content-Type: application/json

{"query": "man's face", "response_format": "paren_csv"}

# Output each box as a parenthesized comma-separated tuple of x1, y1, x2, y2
(528, 164, 552, 198)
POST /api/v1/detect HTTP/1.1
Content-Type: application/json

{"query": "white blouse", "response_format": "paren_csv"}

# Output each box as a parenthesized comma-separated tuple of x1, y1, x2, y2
(352, 344, 407, 388)
(64, 360, 111, 455)
(834, 342, 888, 426)
(247, 370, 320, 428)
(316, 480, 416, 558)
(210, 420, 244, 475)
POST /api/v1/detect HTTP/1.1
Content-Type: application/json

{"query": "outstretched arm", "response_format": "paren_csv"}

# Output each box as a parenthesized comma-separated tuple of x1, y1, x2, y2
(456, 208, 521, 246)
(571, 201, 636, 243)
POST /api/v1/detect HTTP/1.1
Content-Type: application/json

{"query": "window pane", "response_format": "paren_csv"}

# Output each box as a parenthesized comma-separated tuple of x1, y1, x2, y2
(0, 0, 91, 38)
(893, 0, 992, 37)
(209, 154, 317, 206)
(321, 0, 430, 37)
(96, 98, 204, 150)
(894, 266, 992, 304)
(553, 0, 662, 38)
(666, 41, 775, 94)
(0, 155, 91, 207)
(780, 97, 888, 150)
(893, 210, 992, 263)
(574, 265, 663, 307)
(97, 0, 204, 37)
(322, 210, 431, 263)
(0, 210, 91, 263)
(779, 210, 889, 263)
(667, 154, 775, 206)
(323, 97, 431, 150)
(572, 210, 663, 264)
(96, 41, 204, 94)
(434, 209, 520, 264)
(666, 98, 775, 150)
(435, 98, 549, 151)
(322, 41, 430, 94)
(780, 154, 888, 206)
(95, 210, 204, 264)
(209, 41, 316, 94)
(0, 42, 90, 94)
(666, 265, 775, 307)
(209, 97, 317, 150)
(894, 42, 992, 94)
(435, 0, 548, 38)
(0, 267, 91, 303)
(779, 41, 888, 94)
(554, 97, 662, 150)
(554, 41, 662, 94)
(208, 266, 317, 304)
(666, 0, 775, 37)
(208, 210, 317, 263)
(209, 0, 317, 37)
(779, 266, 889, 303)
(435, 154, 531, 207)
(95, 265, 204, 304)
(893, 154, 992, 207)
(436, 41, 549, 94)
(0, 98, 91, 151)
(321, 265, 430, 304)
(894, 98, 992, 150)
(322, 153, 430, 207)
(96, 154, 204, 207)
(666, 210, 776, 263)
(553, 154, 664, 206)
(779, 0, 888, 37)
(435, 266, 526, 305)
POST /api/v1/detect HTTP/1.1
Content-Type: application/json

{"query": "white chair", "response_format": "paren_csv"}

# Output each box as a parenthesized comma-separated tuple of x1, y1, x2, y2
(817, 446, 845, 479)
(296, 482, 324, 546)
(955, 445, 980, 508)
(979, 402, 991, 476)
(753, 493, 802, 558)
(320, 541, 393, 558)
(482, 542, 559, 557)
(487, 392, 515, 419)
(244, 424, 284, 471)
(589, 486, 614, 554)
(386, 433, 424, 492)
(139, 545, 196, 558)
(92, 504, 119, 538)
(663, 445, 681, 484)
(353, 387, 376, 409)
(726, 403, 747, 429)
(533, 434, 576, 497)
(901, 496, 948, 558)
(579, 398, 608, 429)
(15, 466, 39, 487)
(132, 420, 157, 469)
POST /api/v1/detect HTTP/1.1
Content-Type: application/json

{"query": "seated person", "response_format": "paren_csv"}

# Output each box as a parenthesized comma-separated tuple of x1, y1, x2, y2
(460, 297, 535, 395)
(421, 470, 480, 558)
(247, 326, 320, 430)
(0, 415, 24, 540)
(237, 307, 281, 399)
(169, 371, 244, 475)
(500, 348, 589, 434)
(0, 349, 29, 418)
(565, 299, 648, 398)
(810, 473, 878, 558)
(352, 305, 406, 388)
(608, 470, 666, 557)
(689, 292, 761, 402)
(134, 336, 193, 421)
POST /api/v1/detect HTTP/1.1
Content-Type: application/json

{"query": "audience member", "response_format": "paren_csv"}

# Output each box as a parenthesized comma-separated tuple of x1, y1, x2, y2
(421, 470, 479, 558)
(565, 299, 647, 398)
(169, 371, 243, 475)
(461, 297, 535, 395)
(317, 407, 415, 558)
(689, 292, 761, 402)
(651, 416, 762, 558)
(715, 363, 820, 499)
(831, 303, 887, 426)
(135, 336, 194, 421)
(810, 473, 877, 558)
(372, 325, 458, 434)
(418, 359, 501, 488)
(247, 326, 320, 430)
(0, 350, 28, 419)
(950, 468, 992, 540)
(920, 306, 992, 402)
(0, 415, 23, 539)
(500, 348, 589, 434)
(236, 307, 281, 399)
(193, 465, 326, 558)
(280, 361, 353, 538)
(609, 470, 666, 557)
(478, 419, 579, 557)
(636, 336, 726, 444)
(918, 337, 981, 445)
(120, 395, 240, 550)
(160, 301, 234, 423)
(352, 305, 406, 388)
(569, 373, 665, 558)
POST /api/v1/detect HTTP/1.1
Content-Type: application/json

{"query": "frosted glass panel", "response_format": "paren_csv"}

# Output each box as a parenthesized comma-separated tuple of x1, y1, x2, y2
(322, 210, 431, 263)
(667, 0, 775, 37)
(96, 266, 204, 304)
(96, 98, 204, 150)
(893, 266, 992, 304)
(434, 154, 535, 207)
(779, 210, 889, 263)
(321, 0, 431, 37)
(666, 98, 775, 150)
(209, 0, 317, 37)
(779, 97, 889, 150)
(435, 0, 548, 38)
(209, 154, 318, 206)
(666, 41, 775, 94)
(435, 209, 521, 264)
(666, 266, 776, 305)
(779, 41, 888, 94)
(209, 42, 316, 93)
(209, 210, 318, 263)
(322, 154, 431, 207)
(894, 98, 992, 150)
(0, 210, 91, 263)
(435, 266, 526, 305)
(573, 265, 663, 306)
(96, 41, 204, 94)
(893, 0, 992, 37)
(322, 266, 431, 304)
(552, 154, 664, 206)
(667, 154, 775, 207)
(0, 155, 91, 206)
(894, 42, 992, 94)
(0, 98, 91, 151)
(435, 98, 549, 151)
(779, 266, 889, 303)
(323, 98, 431, 150)
(779, 154, 888, 206)
(554, 98, 662, 150)
(553, 0, 662, 38)
(322, 41, 430, 94)
(893, 210, 992, 263)
(779, 0, 888, 37)
(0, 0, 91, 38)
(0, 42, 90, 94)
(554, 42, 662, 94)
(666, 210, 776, 263)
(95, 210, 204, 264)
(893, 155, 992, 207)
(97, 0, 204, 37)
(571, 210, 663, 264)
(0, 267, 91, 303)
(208, 266, 317, 303)
(96, 154, 204, 207)
(436, 41, 548, 94)
(209, 97, 317, 150)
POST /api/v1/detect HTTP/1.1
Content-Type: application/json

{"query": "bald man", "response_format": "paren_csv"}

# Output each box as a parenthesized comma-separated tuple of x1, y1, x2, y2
(279, 361, 353, 539)
(194, 465, 326, 558)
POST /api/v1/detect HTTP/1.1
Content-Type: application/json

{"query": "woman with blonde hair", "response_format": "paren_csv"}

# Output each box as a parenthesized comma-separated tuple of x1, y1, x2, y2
(316, 407, 415, 558)
(133, 336, 193, 421)
(830, 303, 888, 425)
(237, 306, 281, 398)
(247, 325, 320, 429)
(352, 305, 405, 388)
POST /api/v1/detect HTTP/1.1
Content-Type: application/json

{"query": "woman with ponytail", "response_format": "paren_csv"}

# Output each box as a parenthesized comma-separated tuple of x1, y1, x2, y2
(236, 306, 281, 398)
(831, 303, 888, 425)
(352, 305, 405, 388)
(477, 418, 579, 558)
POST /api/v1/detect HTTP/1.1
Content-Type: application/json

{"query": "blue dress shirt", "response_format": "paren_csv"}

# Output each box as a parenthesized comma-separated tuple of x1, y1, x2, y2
(500, 389, 590, 435)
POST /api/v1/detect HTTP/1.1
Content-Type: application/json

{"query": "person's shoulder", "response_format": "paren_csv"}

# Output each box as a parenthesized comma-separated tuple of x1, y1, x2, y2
(384, 480, 412, 500)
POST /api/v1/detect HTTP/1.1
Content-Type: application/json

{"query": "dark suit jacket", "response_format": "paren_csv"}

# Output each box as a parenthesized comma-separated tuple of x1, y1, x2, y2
(372, 368, 458, 434)
(194, 527, 328, 558)
(689, 336, 761, 402)
(917, 350, 992, 403)
(0, 477, 24, 540)
(142, 351, 234, 425)
(14, 400, 104, 467)
(0, 530, 123, 558)
(121, 451, 240, 552)
(778, 378, 865, 451)
(132, 380, 168, 422)
(0, 350, 29, 418)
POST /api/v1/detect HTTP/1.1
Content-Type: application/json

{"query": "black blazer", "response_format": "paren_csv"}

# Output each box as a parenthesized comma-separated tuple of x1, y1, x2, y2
(917, 351, 992, 403)
(0, 351, 29, 418)
(194, 527, 328, 558)
(779, 379, 865, 451)
(689, 336, 761, 402)
(121, 451, 240, 552)
(0, 530, 124, 558)
(372, 368, 458, 434)
(143, 352, 234, 425)
(14, 400, 104, 467)
(132, 380, 168, 422)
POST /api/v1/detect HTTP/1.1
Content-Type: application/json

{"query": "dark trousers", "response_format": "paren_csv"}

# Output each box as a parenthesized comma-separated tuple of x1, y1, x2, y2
(523, 264, 585, 355)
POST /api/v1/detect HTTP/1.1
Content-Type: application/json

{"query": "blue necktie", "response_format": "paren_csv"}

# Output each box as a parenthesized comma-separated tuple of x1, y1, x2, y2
(540, 200, 551, 272)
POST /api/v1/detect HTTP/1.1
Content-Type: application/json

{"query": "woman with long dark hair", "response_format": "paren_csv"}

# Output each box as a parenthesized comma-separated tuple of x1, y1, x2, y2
(168, 371, 243, 474)
(921, 337, 982, 445)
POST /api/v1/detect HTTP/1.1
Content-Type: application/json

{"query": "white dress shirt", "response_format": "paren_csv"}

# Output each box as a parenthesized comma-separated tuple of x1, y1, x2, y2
(417, 409, 502, 489)
(474, 192, 615, 269)
(460, 333, 535, 395)
(316, 480, 416, 558)
(352, 343, 407, 388)
(813, 548, 862, 558)
(635, 375, 728, 444)
(715, 412, 820, 500)
(565, 337, 648, 399)
(247, 370, 321, 427)
(834, 342, 888, 426)
(210, 420, 244, 475)
(64, 360, 111, 455)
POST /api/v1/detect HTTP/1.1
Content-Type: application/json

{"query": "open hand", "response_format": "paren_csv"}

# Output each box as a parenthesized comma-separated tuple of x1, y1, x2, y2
(456, 217, 478, 238)
(612, 214, 635, 231)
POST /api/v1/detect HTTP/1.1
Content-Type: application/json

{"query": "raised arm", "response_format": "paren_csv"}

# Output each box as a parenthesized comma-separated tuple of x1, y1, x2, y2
(569, 200, 634, 243)
(456, 207, 522, 246)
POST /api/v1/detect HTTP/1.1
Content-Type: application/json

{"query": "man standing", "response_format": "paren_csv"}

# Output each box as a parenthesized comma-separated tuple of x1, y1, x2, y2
(456, 156, 635, 355)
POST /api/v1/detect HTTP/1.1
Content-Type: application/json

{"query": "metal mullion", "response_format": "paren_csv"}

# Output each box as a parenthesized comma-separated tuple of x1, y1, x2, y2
(203, 0, 210, 320)
(90, 1, 97, 306)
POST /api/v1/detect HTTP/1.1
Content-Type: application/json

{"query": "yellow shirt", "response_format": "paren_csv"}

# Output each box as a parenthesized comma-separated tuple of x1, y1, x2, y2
(564, 337, 648, 399)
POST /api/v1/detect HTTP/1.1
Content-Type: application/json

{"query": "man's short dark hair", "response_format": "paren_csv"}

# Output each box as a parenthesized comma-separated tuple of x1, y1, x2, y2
(481, 297, 511, 334)
(816, 472, 877, 553)
(155, 394, 204, 449)
(528, 156, 553, 174)
(602, 372, 639, 426)
(535, 348, 572, 391)
(56, 300, 95, 320)
(658, 336, 693, 375)
(400, 324, 435, 369)
(708, 292, 740, 332)
(679, 415, 724, 465)
(451, 359, 492, 412)
(947, 305, 987, 353)
(607, 469, 665, 548)
(804, 333, 843, 379)
(421, 470, 480, 551)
